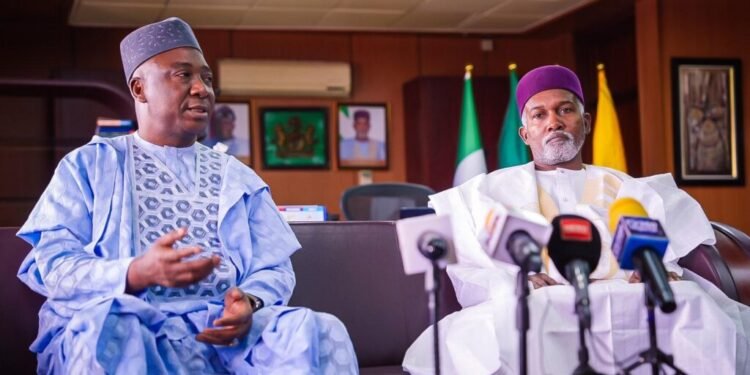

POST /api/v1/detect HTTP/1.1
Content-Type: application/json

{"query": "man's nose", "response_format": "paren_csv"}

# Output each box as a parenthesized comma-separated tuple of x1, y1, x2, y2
(191, 77, 211, 97)
(546, 112, 565, 132)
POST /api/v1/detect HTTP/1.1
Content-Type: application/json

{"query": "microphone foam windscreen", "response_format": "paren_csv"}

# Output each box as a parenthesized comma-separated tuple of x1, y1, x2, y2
(548, 215, 601, 273)
(608, 197, 648, 233)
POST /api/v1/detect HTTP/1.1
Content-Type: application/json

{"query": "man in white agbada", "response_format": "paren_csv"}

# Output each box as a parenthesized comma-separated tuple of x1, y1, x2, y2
(403, 65, 750, 374)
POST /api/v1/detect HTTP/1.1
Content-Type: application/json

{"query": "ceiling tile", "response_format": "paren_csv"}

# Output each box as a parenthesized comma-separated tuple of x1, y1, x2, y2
(489, 0, 569, 17)
(416, 0, 502, 13)
(254, 0, 339, 9)
(393, 11, 470, 29)
(69, 2, 162, 26)
(462, 15, 538, 32)
(67, 0, 596, 34)
(319, 10, 403, 28)
(336, 0, 421, 11)
(79, 0, 164, 4)
(164, 5, 246, 27)
(169, 0, 256, 5)
(240, 9, 327, 28)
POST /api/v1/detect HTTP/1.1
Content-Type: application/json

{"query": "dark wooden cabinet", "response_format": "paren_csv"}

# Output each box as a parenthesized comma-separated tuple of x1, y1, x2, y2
(403, 76, 509, 192)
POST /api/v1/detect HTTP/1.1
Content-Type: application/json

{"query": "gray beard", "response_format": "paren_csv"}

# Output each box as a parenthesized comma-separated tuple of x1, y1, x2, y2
(537, 131, 583, 165)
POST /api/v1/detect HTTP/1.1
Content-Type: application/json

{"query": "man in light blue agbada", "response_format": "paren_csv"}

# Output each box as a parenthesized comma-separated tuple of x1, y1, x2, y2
(17, 17, 357, 374)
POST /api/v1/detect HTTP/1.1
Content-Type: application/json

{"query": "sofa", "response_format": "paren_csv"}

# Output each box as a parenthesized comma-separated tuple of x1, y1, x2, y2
(2, 221, 749, 373)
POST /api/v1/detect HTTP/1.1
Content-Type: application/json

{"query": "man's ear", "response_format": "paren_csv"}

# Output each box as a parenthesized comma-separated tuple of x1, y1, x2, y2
(130, 77, 147, 103)
(518, 125, 529, 145)
(582, 112, 592, 135)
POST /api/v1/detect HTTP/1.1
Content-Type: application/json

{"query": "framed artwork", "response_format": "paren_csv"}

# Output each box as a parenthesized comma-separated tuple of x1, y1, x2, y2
(337, 103, 388, 169)
(671, 58, 744, 185)
(201, 102, 251, 165)
(260, 107, 329, 169)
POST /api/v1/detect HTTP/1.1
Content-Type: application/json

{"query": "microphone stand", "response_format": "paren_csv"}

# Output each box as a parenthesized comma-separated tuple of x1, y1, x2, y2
(419, 237, 448, 375)
(573, 315, 600, 375)
(426, 260, 442, 375)
(508, 232, 542, 375)
(620, 288, 685, 375)
(516, 268, 530, 375)
(568, 263, 600, 375)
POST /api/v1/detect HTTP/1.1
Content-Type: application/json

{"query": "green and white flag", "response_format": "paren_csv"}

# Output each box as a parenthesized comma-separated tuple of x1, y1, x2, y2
(498, 63, 530, 168)
(454, 65, 487, 186)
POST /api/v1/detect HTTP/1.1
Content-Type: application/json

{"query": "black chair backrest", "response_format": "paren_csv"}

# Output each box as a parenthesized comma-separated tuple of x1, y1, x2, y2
(710, 221, 750, 305)
(288, 221, 459, 368)
(0, 227, 44, 373)
(340, 183, 435, 220)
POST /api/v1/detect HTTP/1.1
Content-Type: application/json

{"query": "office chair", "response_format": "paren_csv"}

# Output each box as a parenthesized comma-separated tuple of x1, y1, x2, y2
(340, 182, 435, 220)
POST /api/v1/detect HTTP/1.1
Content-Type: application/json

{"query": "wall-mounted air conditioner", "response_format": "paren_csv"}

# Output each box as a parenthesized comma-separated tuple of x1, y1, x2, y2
(218, 59, 351, 98)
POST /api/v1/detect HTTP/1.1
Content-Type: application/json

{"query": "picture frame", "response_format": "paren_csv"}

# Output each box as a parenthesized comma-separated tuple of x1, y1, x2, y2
(337, 103, 389, 169)
(200, 102, 251, 165)
(260, 107, 329, 169)
(671, 58, 744, 185)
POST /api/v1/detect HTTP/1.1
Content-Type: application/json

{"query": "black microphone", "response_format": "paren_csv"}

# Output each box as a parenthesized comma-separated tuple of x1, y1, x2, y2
(609, 198, 676, 313)
(418, 231, 450, 261)
(507, 230, 543, 273)
(479, 203, 551, 273)
(548, 215, 602, 329)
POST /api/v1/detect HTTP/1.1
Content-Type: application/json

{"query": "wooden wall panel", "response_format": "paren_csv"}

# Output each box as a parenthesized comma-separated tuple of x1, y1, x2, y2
(635, 0, 750, 232)
(0, 148, 52, 199)
(193, 30, 232, 77)
(72, 28, 130, 72)
(488, 34, 576, 77)
(0, 23, 72, 78)
(404, 77, 507, 191)
(574, 14, 641, 175)
(417, 36, 492, 76)
(231, 31, 351, 61)
(349, 34, 419, 185)
(0, 201, 37, 227)
(636, 0, 668, 176)
(0, 97, 50, 145)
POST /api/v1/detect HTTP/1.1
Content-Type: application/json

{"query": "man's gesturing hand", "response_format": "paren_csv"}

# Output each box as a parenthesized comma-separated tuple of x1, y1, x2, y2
(197, 287, 254, 346)
(126, 227, 219, 293)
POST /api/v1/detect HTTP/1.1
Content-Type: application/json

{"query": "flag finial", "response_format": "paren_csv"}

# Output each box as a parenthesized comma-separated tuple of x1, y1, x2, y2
(597, 63, 605, 71)
(464, 64, 474, 79)
(508, 63, 517, 71)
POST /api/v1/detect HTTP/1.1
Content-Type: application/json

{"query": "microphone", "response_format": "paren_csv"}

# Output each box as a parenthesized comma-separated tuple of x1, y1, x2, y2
(395, 214, 457, 375)
(507, 230, 543, 272)
(479, 204, 552, 273)
(418, 232, 450, 261)
(395, 214, 457, 275)
(609, 198, 676, 313)
(547, 215, 601, 329)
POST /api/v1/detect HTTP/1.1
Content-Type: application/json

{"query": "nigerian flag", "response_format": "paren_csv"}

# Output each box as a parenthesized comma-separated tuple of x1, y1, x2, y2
(453, 65, 487, 186)
(498, 63, 530, 168)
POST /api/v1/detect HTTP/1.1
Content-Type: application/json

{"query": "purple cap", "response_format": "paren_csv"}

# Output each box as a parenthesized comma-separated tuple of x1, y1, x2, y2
(120, 17, 203, 83)
(515, 65, 584, 115)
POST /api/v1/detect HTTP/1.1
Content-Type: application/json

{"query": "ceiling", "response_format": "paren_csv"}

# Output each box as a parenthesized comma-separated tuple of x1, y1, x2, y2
(68, 0, 597, 34)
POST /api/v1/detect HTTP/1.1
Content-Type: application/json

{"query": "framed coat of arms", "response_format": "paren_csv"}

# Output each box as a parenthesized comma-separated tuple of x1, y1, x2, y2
(260, 107, 329, 169)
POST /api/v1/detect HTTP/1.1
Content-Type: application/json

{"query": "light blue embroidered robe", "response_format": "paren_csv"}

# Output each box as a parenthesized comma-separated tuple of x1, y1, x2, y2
(17, 134, 357, 374)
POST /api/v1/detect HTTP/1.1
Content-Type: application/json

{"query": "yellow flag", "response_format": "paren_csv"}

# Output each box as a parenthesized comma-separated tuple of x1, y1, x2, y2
(593, 64, 627, 172)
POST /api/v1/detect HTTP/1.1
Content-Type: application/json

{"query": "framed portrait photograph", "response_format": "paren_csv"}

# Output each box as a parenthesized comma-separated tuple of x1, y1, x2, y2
(260, 107, 329, 169)
(337, 103, 388, 169)
(201, 102, 251, 164)
(671, 58, 744, 185)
